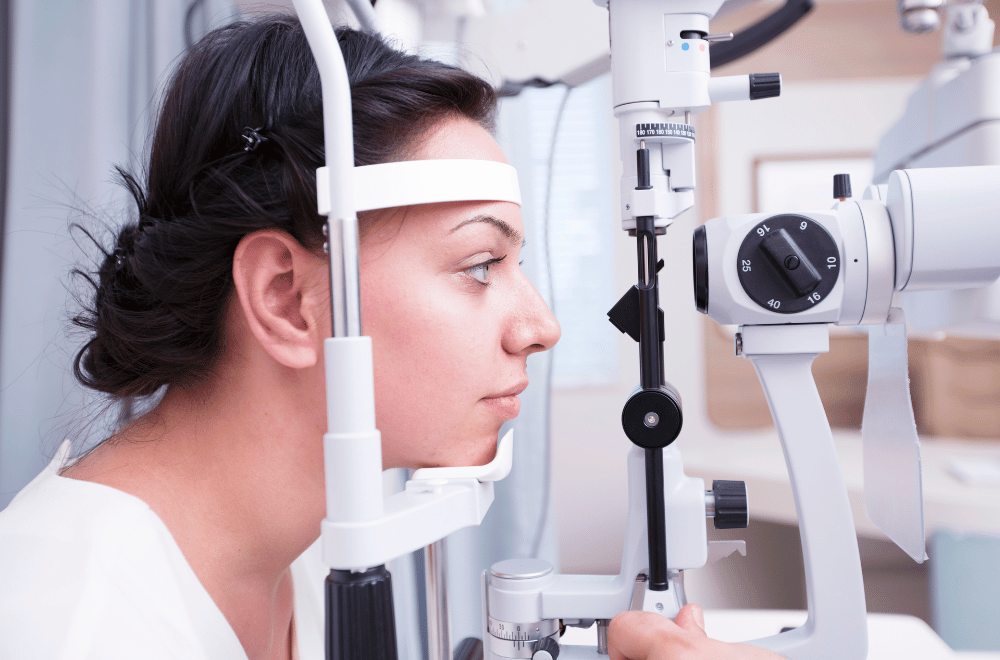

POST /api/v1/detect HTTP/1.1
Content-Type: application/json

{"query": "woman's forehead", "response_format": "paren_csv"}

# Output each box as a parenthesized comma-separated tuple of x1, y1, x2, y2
(413, 117, 509, 165)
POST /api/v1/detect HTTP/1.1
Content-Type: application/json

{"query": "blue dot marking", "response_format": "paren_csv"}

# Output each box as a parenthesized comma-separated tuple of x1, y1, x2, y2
(682, 43, 689, 50)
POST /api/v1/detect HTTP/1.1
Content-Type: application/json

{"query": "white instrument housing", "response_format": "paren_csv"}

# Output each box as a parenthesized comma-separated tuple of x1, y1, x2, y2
(698, 166, 1000, 328)
(483, 445, 714, 660)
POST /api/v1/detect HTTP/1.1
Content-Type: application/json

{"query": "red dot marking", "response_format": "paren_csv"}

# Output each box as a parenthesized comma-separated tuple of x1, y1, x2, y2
(700, 43, 706, 51)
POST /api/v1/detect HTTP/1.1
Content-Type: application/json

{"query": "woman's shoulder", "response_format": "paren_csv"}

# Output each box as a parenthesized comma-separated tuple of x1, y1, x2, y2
(0, 441, 161, 575)
(0, 445, 245, 659)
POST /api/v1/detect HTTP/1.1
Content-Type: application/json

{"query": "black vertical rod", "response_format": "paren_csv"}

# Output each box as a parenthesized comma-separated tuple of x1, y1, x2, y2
(635, 143, 669, 591)
(635, 217, 661, 390)
(645, 448, 668, 590)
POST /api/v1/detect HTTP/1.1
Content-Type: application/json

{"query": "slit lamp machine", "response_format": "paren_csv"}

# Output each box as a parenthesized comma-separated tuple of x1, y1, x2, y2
(290, 0, 1000, 658)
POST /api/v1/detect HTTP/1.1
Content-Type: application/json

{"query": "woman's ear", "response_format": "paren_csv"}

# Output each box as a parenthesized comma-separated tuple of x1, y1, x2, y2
(232, 230, 327, 369)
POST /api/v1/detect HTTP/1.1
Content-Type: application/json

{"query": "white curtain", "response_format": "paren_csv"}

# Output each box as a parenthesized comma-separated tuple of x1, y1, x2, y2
(0, 0, 237, 506)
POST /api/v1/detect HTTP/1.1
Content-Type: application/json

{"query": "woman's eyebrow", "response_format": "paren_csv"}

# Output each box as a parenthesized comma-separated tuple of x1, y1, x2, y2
(449, 214, 523, 246)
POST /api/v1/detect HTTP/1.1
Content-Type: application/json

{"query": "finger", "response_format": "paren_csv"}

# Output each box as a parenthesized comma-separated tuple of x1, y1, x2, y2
(608, 610, 684, 660)
(673, 604, 707, 637)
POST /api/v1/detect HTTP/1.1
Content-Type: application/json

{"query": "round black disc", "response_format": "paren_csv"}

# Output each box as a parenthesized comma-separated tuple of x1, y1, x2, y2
(622, 388, 682, 449)
(737, 214, 840, 314)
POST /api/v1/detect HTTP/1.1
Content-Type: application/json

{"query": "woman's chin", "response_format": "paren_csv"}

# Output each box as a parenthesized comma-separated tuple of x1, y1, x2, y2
(441, 429, 503, 468)
(385, 429, 500, 470)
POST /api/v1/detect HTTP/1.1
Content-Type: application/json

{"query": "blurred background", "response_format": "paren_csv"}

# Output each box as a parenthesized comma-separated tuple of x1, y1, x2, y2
(1, 0, 998, 657)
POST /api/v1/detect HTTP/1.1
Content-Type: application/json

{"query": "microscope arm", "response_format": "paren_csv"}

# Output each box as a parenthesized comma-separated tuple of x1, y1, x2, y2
(740, 324, 867, 660)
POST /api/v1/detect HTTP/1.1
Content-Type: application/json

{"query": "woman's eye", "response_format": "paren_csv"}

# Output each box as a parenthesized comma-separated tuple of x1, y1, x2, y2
(467, 261, 492, 284)
(466, 256, 505, 285)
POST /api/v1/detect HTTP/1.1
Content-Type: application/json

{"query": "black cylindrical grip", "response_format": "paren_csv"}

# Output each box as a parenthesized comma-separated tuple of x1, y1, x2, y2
(833, 173, 852, 199)
(712, 480, 749, 530)
(326, 566, 398, 660)
(636, 147, 653, 190)
(749, 73, 781, 100)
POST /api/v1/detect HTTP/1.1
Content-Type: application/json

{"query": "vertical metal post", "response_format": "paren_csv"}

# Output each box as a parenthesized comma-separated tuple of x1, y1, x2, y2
(424, 539, 452, 660)
(596, 619, 610, 655)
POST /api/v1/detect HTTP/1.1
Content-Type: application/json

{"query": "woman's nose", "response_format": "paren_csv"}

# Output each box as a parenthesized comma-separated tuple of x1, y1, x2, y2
(503, 278, 561, 356)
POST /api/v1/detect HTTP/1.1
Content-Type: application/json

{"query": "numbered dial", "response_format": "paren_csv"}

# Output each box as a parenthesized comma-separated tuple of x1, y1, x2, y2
(487, 616, 559, 659)
(737, 215, 840, 314)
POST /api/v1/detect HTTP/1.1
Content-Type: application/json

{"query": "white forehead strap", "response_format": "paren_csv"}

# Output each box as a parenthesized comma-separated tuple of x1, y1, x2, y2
(354, 159, 521, 211)
(317, 159, 521, 216)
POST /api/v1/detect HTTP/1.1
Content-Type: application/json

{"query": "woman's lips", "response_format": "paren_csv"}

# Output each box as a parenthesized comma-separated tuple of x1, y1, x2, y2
(480, 394, 522, 419)
(481, 382, 528, 419)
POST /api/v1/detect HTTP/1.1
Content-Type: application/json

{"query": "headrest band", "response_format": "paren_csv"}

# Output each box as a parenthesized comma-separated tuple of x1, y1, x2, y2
(316, 159, 521, 216)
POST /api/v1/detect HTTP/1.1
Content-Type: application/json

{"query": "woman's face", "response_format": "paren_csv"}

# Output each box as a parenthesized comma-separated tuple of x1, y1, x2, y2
(360, 117, 560, 469)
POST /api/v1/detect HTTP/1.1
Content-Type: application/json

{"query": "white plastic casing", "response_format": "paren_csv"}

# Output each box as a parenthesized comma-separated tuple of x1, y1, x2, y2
(500, 446, 706, 621)
(707, 75, 752, 103)
(702, 211, 848, 326)
(849, 200, 897, 326)
(610, 0, 723, 228)
(739, 326, 869, 660)
(323, 337, 383, 525)
(886, 166, 1000, 292)
(609, 1, 719, 113)
(487, 560, 556, 625)
(700, 198, 913, 328)
(615, 103, 696, 228)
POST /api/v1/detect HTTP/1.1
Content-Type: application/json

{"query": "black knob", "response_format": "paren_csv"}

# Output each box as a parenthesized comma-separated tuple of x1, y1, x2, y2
(736, 214, 840, 314)
(713, 480, 749, 529)
(759, 228, 822, 297)
(622, 386, 683, 449)
(326, 566, 398, 660)
(834, 173, 852, 200)
(749, 73, 781, 100)
(533, 635, 561, 660)
(636, 145, 653, 190)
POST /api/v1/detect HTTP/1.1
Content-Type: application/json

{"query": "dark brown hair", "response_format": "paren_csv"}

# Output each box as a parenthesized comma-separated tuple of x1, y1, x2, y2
(73, 17, 497, 398)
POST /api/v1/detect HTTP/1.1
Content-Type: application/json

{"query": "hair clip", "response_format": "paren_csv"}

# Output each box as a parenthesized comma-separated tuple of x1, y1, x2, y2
(241, 126, 269, 152)
(113, 248, 126, 271)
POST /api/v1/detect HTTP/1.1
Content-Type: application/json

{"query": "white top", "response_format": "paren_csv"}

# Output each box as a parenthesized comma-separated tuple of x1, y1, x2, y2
(0, 441, 326, 660)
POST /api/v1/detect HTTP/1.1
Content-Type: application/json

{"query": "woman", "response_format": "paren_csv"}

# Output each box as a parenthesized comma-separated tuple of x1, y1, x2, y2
(0, 16, 779, 660)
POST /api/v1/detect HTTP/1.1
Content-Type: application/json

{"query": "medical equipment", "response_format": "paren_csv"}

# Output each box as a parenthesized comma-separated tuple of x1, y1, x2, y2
(874, 0, 1000, 336)
(290, 2, 539, 658)
(480, 0, 828, 656)
(484, 3, 998, 660)
(291, 0, 998, 657)
(691, 164, 1000, 657)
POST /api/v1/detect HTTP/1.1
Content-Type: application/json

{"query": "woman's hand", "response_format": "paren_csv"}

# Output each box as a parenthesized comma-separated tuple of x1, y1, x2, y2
(608, 604, 785, 660)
